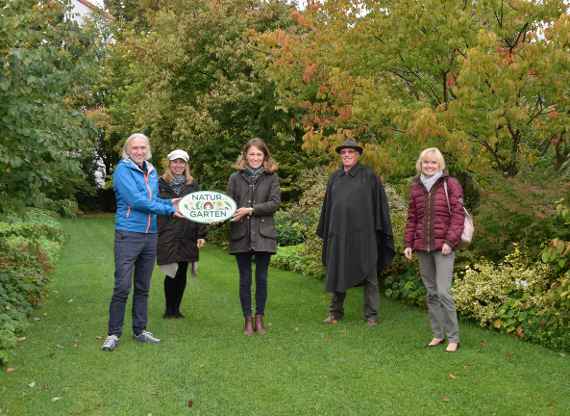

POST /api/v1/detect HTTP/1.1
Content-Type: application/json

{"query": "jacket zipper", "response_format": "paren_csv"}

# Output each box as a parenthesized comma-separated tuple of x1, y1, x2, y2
(248, 179, 256, 249)
(144, 170, 152, 233)
(426, 189, 432, 252)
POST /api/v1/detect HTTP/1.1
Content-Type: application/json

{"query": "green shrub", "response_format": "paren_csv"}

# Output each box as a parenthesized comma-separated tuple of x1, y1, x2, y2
(473, 173, 570, 261)
(383, 267, 426, 308)
(0, 209, 64, 366)
(274, 210, 306, 246)
(204, 222, 230, 249)
(271, 167, 328, 278)
(453, 246, 570, 351)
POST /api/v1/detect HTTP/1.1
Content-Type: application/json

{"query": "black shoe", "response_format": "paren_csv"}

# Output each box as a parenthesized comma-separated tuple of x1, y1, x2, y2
(174, 311, 185, 319)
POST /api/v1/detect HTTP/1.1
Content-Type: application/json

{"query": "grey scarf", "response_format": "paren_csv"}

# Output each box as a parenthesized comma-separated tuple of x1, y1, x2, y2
(170, 175, 186, 196)
(244, 166, 265, 184)
(420, 171, 443, 192)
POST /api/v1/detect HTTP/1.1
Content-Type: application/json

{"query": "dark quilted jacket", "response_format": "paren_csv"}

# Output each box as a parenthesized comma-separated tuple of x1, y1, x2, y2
(404, 174, 465, 252)
(157, 179, 207, 265)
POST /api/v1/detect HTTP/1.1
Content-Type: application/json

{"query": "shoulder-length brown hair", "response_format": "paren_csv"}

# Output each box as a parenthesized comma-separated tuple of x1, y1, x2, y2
(161, 160, 194, 185)
(233, 138, 278, 173)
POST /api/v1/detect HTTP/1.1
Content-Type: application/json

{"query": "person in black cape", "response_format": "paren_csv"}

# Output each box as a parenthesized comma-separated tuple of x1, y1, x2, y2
(317, 139, 395, 326)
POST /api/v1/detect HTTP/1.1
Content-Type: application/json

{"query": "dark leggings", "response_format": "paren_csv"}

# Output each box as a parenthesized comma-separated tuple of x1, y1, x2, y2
(235, 252, 271, 317)
(164, 261, 189, 315)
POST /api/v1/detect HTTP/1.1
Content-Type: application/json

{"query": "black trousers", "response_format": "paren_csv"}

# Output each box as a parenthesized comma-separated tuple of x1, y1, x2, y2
(235, 252, 271, 317)
(164, 261, 189, 316)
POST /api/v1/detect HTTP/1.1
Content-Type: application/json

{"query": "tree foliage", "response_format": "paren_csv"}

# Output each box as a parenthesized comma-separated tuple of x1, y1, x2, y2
(0, 0, 100, 213)
(98, 0, 318, 198)
(258, 0, 569, 179)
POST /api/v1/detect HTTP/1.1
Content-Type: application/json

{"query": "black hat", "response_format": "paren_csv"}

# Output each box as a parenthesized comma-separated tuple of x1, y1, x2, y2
(335, 139, 363, 154)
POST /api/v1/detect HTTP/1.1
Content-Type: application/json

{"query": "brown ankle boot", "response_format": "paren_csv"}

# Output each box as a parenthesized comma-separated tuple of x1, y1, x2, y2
(255, 314, 267, 335)
(244, 316, 254, 336)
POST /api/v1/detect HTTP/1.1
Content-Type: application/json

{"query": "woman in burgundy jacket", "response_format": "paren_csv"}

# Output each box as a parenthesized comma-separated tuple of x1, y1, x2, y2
(404, 148, 465, 352)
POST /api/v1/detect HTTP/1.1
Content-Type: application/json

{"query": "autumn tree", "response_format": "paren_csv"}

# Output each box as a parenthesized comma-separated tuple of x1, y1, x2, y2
(99, 0, 315, 198)
(259, 0, 569, 178)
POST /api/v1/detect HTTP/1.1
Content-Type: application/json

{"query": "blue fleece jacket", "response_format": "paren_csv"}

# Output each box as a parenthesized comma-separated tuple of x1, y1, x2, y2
(113, 159, 175, 233)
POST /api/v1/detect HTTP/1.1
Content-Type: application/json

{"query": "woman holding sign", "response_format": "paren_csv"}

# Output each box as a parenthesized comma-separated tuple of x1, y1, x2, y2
(157, 149, 207, 319)
(228, 138, 281, 336)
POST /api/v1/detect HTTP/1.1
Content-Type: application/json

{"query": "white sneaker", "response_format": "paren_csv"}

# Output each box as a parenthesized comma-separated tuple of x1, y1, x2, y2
(133, 330, 160, 344)
(101, 335, 119, 351)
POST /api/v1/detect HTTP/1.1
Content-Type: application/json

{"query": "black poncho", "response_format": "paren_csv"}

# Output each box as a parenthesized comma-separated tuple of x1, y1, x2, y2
(317, 163, 395, 293)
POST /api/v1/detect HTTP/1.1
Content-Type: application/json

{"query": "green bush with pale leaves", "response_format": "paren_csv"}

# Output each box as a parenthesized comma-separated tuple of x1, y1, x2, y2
(453, 246, 569, 351)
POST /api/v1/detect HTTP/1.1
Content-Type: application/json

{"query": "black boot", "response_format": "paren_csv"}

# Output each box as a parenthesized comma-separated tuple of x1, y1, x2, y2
(163, 276, 176, 318)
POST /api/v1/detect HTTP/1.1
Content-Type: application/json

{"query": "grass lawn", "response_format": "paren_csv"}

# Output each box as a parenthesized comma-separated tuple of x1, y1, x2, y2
(1, 215, 569, 415)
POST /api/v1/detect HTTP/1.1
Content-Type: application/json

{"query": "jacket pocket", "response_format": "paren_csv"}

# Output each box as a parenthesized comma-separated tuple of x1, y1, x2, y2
(230, 221, 247, 241)
(259, 217, 277, 239)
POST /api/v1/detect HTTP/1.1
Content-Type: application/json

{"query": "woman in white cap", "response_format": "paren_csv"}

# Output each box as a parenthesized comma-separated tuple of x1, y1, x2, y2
(157, 149, 207, 318)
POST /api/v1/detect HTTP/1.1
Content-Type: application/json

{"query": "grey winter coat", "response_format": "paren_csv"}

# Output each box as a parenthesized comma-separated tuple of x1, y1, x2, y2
(227, 170, 281, 254)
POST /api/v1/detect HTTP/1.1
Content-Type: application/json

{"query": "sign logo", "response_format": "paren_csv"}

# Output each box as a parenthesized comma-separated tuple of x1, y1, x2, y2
(179, 191, 237, 224)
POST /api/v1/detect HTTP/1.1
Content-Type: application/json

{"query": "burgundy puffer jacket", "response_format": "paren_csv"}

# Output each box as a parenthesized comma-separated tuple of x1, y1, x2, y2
(404, 174, 465, 252)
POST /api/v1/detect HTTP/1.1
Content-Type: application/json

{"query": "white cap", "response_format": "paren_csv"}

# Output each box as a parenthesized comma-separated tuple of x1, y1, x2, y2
(167, 149, 189, 162)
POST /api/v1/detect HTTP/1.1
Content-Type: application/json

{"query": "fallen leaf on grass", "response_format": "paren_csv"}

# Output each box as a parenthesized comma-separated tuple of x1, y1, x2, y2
(51, 397, 61, 402)
(479, 340, 487, 348)
(448, 373, 457, 380)
(505, 352, 513, 360)
(28, 382, 36, 388)
(187, 400, 193, 408)
(5, 368, 16, 374)
(441, 395, 450, 402)
(16, 337, 26, 342)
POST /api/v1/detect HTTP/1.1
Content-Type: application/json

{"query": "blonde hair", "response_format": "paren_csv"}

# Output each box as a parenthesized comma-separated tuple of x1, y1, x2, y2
(122, 133, 152, 161)
(415, 147, 446, 174)
(162, 159, 194, 184)
(233, 138, 278, 173)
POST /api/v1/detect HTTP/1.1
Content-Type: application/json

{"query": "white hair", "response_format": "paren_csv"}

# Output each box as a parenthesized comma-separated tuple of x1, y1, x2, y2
(122, 133, 152, 160)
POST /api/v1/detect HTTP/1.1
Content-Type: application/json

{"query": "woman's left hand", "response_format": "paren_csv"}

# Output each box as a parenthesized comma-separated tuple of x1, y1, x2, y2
(441, 243, 452, 256)
(231, 207, 253, 222)
(197, 239, 206, 249)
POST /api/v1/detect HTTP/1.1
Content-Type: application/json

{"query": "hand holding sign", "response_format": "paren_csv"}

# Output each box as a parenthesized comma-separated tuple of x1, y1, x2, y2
(178, 191, 237, 224)
(171, 197, 186, 218)
(232, 207, 253, 222)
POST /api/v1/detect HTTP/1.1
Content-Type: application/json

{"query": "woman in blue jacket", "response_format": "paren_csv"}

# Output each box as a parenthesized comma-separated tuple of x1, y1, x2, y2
(101, 133, 179, 352)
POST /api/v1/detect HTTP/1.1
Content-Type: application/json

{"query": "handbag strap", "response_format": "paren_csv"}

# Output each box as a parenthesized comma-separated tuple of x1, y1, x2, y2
(443, 180, 452, 216)
(444, 179, 471, 218)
